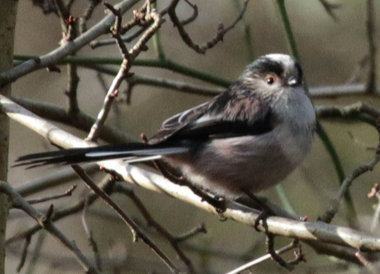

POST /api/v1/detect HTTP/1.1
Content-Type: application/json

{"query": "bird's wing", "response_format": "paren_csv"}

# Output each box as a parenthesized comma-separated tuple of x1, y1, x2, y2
(150, 90, 273, 143)
(148, 102, 210, 144)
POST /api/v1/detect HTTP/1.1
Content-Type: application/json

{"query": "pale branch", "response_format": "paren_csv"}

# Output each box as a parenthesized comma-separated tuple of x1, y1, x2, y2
(0, 181, 100, 273)
(3, 95, 380, 255)
(0, 0, 140, 87)
(10, 96, 135, 143)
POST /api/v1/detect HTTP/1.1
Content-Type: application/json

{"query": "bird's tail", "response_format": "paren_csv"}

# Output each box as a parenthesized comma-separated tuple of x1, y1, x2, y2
(14, 143, 189, 168)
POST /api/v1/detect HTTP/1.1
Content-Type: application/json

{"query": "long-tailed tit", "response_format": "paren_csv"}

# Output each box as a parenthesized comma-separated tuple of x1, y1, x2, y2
(16, 54, 316, 200)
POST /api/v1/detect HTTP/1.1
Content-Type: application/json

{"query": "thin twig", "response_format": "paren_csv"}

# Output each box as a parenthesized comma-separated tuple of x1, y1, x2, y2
(82, 195, 103, 271)
(71, 165, 179, 273)
(180, 0, 198, 26)
(25, 231, 46, 274)
(174, 223, 207, 243)
(79, 0, 102, 33)
(90, 27, 148, 49)
(168, 0, 250, 54)
(26, 184, 77, 204)
(319, 114, 380, 223)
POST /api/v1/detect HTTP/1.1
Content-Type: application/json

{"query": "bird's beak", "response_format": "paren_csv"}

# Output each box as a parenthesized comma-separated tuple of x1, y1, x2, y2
(287, 76, 298, 87)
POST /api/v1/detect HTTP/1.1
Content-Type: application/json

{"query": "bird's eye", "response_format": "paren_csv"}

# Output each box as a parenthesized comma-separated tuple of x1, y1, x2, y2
(265, 74, 276, 85)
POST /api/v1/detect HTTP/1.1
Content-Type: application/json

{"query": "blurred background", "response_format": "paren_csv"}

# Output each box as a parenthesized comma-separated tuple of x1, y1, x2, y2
(6, 0, 380, 273)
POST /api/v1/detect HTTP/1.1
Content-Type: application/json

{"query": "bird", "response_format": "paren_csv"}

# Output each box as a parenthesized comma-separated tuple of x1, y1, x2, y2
(16, 54, 316, 201)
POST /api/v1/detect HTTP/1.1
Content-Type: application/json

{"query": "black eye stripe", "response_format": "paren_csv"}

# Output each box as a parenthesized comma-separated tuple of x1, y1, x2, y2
(252, 58, 284, 76)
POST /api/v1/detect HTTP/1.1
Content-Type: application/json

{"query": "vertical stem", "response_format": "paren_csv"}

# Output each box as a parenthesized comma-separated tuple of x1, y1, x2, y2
(151, 2, 166, 61)
(275, 0, 299, 60)
(275, 0, 358, 226)
(366, 0, 377, 93)
(0, 1, 17, 273)
(233, 0, 254, 60)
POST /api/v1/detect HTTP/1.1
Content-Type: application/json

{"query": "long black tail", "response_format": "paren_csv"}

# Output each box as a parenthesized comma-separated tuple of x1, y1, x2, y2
(15, 142, 189, 168)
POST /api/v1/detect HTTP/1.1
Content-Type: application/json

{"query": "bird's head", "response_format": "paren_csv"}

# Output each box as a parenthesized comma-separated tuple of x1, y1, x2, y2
(239, 54, 304, 100)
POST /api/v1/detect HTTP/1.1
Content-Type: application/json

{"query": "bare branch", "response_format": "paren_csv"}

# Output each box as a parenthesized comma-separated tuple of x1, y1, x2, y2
(26, 184, 77, 204)
(0, 0, 140, 86)
(86, 6, 164, 141)
(0, 181, 100, 273)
